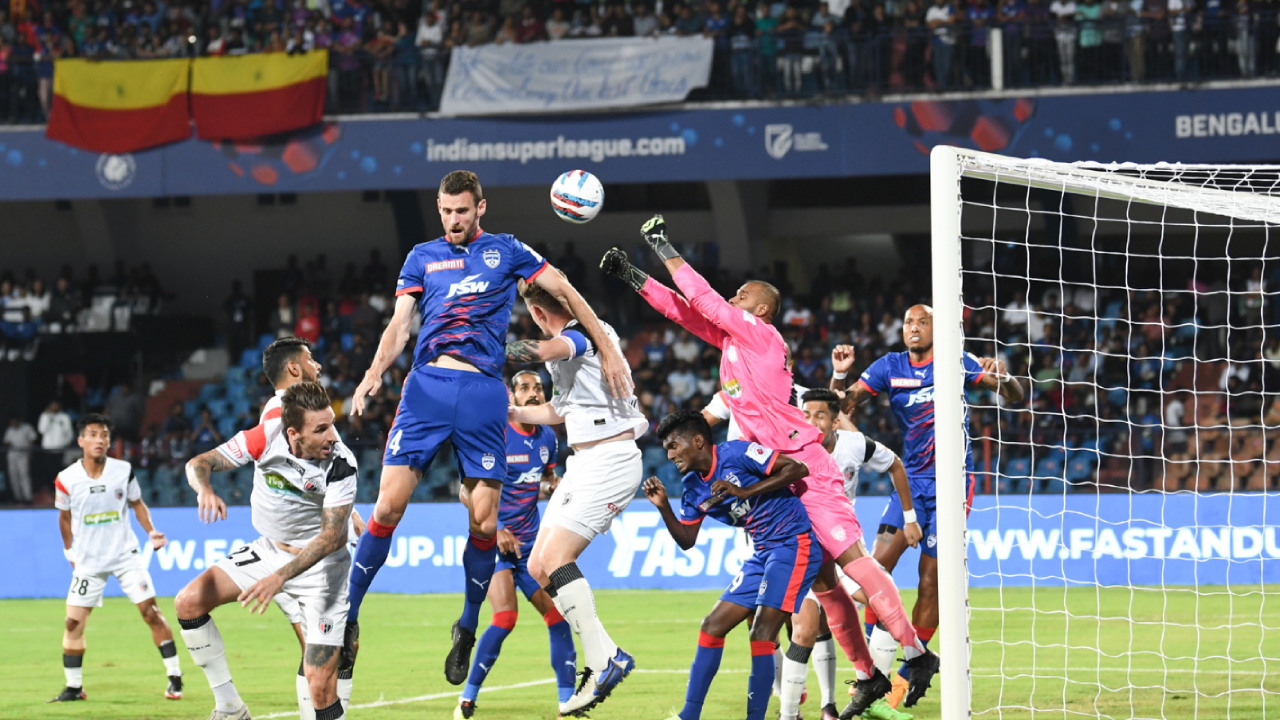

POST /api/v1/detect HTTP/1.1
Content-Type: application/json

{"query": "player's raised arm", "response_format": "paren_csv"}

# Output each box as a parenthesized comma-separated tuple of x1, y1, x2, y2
(974, 356, 1025, 403)
(642, 476, 701, 550)
(602, 247, 729, 349)
(505, 335, 577, 364)
(351, 293, 417, 416)
(830, 344, 875, 407)
(709, 451, 809, 502)
(508, 402, 565, 426)
(531, 265, 634, 399)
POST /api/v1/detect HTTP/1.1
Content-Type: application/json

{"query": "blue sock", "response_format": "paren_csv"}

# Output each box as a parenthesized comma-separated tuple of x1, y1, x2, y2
(461, 615, 515, 702)
(460, 533, 497, 633)
(865, 621, 876, 638)
(680, 632, 725, 720)
(347, 522, 395, 622)
(748, 641, 776, 720)
(898, 636, 929, 681)
(546, 616, 577, 704)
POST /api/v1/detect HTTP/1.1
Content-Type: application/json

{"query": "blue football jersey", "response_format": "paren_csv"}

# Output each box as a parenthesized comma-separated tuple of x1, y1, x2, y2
(500, 423, 558, 544)
(395, 232, 548, 378)
(858, 351, 985, 488)
(678, 440, 811, 551)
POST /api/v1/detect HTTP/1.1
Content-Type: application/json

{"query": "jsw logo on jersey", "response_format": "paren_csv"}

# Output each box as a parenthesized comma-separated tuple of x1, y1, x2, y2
(514, 468, 543, 484)
(904, 386, 935, 407)
(446, 274, 491, 299)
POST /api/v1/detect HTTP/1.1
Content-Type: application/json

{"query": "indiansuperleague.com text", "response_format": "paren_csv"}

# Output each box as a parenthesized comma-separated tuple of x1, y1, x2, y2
(424, 135, 687, 164)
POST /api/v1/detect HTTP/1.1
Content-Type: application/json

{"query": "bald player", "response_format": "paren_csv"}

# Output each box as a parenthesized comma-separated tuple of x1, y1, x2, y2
(831, 304, 1023, 710)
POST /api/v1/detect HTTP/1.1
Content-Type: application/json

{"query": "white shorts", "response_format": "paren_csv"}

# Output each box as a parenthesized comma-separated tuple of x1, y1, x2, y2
(541, 440, 643, 542)
(67, 555, 156, 608)
(214, 536, 350, 646)
(276, 592, 305, 625)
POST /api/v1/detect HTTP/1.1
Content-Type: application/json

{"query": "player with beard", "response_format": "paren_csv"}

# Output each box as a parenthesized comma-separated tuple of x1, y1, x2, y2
(454, 369, 576, 718)
(259, 337, 366, 719)
(831, 304, 1023, 711)
(602, 216, 938, 716)
(345, 171, 631, 687)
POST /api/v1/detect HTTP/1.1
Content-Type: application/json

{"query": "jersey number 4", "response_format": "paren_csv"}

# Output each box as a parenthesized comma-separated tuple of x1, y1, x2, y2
(388, 430, 403, 456)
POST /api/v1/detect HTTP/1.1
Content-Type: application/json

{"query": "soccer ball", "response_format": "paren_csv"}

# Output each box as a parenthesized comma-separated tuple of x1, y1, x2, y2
(550, 170, 604, 224)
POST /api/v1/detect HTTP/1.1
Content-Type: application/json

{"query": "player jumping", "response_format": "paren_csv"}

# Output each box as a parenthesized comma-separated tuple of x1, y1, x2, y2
(831, 305, 1023, 711)
(49, 414, 183, 704)
(175, 382, 357, 720)
(259, 337, 367, 719)
(645, 410, 822, 720)
(602, 216, 937, 716)
(454, 369, 577, 718)
(345, 170, 631, 686)
(505, 279, 648, 715)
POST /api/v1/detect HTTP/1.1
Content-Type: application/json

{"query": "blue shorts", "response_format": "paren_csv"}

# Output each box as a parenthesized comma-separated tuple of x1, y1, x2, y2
(383, 366, 508, 481)
(495, 539, 543, 600)
(879, 473, 976, 559)
(720, 531, 822, 615)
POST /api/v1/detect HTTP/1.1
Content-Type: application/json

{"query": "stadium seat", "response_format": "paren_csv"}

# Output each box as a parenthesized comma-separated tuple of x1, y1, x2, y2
(217, 416, 239, 438)
(1034, 457, 1067, 493)
(240, 349, 262, 369)
(183, 400, 202, 419)
(206, 399, 231, 417)
(1066, 456, 1094, 486)
(231, 400, 252, 418)
(225, 367, 249, 385)
(258, 334, 275, 350)
(1002, 457, 1032, 494)
(341, 333, 355, 352)
(224, 382, 249, 400)
(199, 384, 223, 401)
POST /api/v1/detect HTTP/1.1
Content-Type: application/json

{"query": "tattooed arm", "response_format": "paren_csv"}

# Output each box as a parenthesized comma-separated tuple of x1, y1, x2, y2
(185, 448, 239, 524)
(238, 502, 354, 614)
(505, 337, 576, 363)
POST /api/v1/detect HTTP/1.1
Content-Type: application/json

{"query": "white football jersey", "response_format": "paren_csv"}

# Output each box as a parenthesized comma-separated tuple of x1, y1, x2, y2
(216, 416, 358, 547)
(829, 429, 897, 501)
(54, 458, 143, 572)
(547, 320, 648, 446)
(705, 383, 807, 442)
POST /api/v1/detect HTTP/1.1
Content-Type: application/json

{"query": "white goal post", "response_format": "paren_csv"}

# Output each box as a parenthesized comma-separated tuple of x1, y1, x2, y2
(930, 145, 1280, 720)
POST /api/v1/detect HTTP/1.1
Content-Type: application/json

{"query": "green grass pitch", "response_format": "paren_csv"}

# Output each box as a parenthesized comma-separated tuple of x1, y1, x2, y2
(5, 587, 1276, 719)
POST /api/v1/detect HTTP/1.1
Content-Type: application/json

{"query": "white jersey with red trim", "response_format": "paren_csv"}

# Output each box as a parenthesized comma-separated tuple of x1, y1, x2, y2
(215, 417, 358, 547)
(54, 458, 143, 572)
(829, 429, 897, 501)
(260, 390, 284, 423)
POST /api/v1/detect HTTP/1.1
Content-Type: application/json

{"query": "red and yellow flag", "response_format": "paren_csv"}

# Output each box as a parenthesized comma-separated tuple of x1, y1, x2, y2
(192, 52, 327, 141)
(45, 58, 191, 153)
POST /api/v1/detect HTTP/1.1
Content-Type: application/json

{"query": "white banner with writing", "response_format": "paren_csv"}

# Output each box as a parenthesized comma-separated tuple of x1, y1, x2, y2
(438, 36, 714, 117)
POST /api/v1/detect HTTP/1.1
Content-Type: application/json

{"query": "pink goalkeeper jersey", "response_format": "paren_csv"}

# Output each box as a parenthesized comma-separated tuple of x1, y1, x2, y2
(640, 264, 821, 455)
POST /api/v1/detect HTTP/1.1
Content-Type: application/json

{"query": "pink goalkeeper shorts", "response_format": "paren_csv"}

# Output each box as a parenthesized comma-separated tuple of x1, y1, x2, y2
(788, 441, 865, 561)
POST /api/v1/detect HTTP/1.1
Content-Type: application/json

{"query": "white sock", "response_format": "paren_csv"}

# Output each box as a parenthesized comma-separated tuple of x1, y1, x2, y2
(180, 615, 240, 712)
(297, 665, 315, 720)
(773, 645, 784, 696)
(159, 640, 182, 677)
(869, 624, 899, 677)
(813, 633, 837, 706)
(779, 644, 811, 720)
(549, 565, 617, 673)
(63, 654, 83, 689)
(337, 671, 353, 711)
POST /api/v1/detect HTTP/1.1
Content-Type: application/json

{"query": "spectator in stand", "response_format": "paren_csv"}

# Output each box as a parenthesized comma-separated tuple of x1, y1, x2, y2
(105, 383, 145, 443)
(224, 280, 253, 360)
(677, 4, 704, 35)
(547, 7, 572, 38)
(38, 399, 74, 480)
(643, 330, 668, 366)
(775, 5, 805, 96)
(0, 36, 11, 122)
(601, 2, 635, 35)
(729, 5, 759, 97)
(1168, 0, 1192, 80)
(633, 2, 659, 36)
(467, 9, 494, 45)
(161, 402, 192, 439)
(393, 20, 420, 109)
(704, 2, 731, 94)
(417, 9, 446, 107)
(671, 329, 700, 364)
(4, 416, 37, 504)
(516, 5, 547, 42)
(926, 0, 957, 88)
(494, 15, 518, 43)
(294, 296, 321, 344)
(1025, 0, 1056, 82)
(667, 360, 698, 404)
(967, 0, 994, 87)
(1051, 0, 1079, 83)
(191, 407, 224, 454)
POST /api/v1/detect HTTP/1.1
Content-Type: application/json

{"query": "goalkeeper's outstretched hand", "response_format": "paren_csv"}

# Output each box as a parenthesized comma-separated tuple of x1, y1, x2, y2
(600, 247, 650, 292)
(640, 214, 681, 262)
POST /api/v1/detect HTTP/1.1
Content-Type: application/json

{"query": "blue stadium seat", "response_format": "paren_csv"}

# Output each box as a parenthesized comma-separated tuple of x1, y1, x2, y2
(341, 334, 355, 352)
(225, 367, 249, 385)
(1001, 457, 1032, 495)
(224, 382, 249, 400)
(240, 349, 262, 369)
(258, 334, 275, 351)
(206, 399, 231, 417)
(183, 400, 202, 420)
(231, 400, 252, 418)
(1066, 456, 1094, 486)
(1034, 457, 1067, 494)
(217, 416, 239, 438)
(200, 384, 223, 401)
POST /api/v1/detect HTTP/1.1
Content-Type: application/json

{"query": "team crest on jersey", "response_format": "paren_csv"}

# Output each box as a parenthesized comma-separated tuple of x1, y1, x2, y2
(927, 534, 937, 548)
(115, 488, 123, 500)
(483, 249, 501, 268)
(318, 617, 334, 635)
(482, 453, 496, 470)
(758, 580, 768, 594)
(831, 526, 847, 542)
(540, 446, 550, 464)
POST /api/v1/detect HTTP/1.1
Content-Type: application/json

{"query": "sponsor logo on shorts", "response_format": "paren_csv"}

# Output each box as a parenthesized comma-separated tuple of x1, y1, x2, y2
(84, 511, 122, 525)
(891, 378, 924, 388)
(483, 249, 501, 268)
(319, 617, 334, 635)
(140, 581, 149, 592)
(508, 454, 530, 463)
(562, 492, 573, 506)
(607, 502, 621, 517)
(540, 446, 550, 464)
(482, 453, 496, 470)
(426, 259, 466, 273)
(831, 526, 847, 542)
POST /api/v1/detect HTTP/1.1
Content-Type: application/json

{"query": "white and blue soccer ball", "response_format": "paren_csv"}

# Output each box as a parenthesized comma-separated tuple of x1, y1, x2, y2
(550, 170, 604, 224)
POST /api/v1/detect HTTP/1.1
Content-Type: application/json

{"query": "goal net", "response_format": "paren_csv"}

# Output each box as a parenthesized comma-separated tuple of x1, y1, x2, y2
(929, 147, 1280, 720)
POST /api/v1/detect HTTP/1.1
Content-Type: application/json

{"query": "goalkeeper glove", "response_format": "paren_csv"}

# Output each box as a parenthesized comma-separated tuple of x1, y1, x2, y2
(640, 214, 680, 262)
(600, 247, 649, 292)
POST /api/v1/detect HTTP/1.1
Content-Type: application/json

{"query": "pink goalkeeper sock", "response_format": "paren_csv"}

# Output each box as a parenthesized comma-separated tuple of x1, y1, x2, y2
(844, 556, 924, 654)
(814, 588, 874, 678)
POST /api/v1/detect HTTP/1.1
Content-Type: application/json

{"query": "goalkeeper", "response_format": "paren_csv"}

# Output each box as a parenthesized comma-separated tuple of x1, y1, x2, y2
(830, 305, 1023, 710)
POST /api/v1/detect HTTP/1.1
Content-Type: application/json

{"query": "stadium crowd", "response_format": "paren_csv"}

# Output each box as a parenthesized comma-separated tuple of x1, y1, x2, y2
(0, 0, 1276, 121)
(1, 243, 1276, 507)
